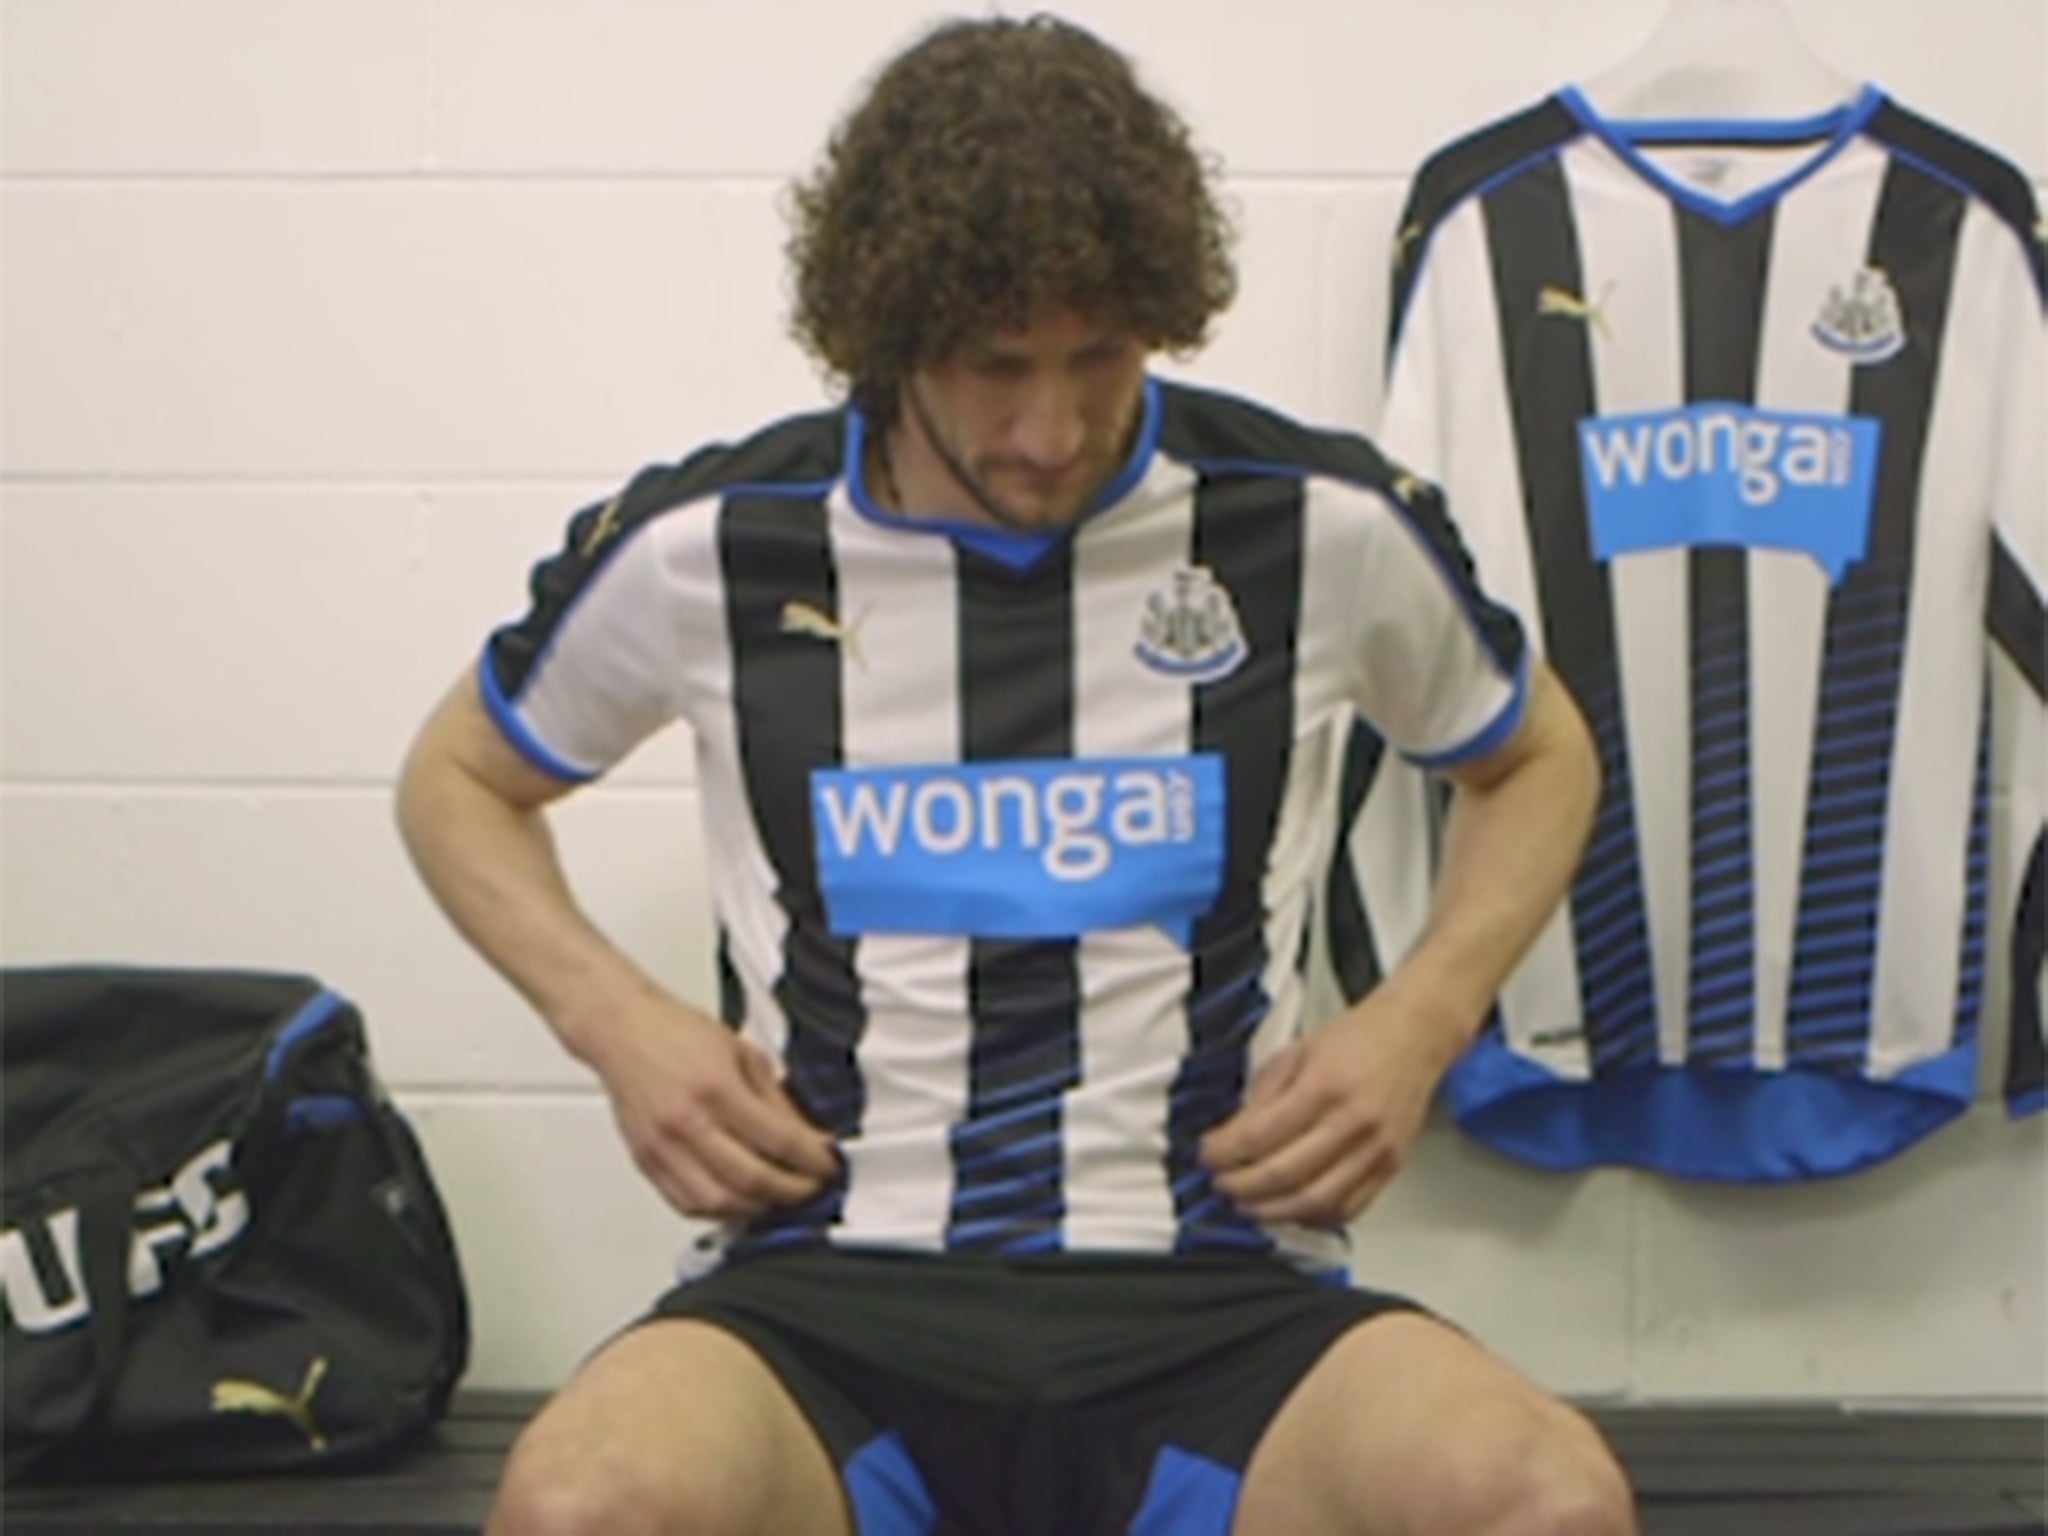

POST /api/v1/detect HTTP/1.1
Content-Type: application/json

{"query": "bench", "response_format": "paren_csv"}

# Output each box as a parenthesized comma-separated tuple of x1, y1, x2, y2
(4, 1393, 2042, 1534)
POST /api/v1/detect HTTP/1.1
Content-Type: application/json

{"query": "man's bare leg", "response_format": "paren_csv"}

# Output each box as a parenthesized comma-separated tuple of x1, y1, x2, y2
(1234, 1312, 1637, 1536)
(487, 1319, 852, 1536)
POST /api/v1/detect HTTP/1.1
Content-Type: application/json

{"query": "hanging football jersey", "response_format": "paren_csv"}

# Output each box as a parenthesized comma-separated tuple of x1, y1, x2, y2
(1330, 85, 2046, 1181)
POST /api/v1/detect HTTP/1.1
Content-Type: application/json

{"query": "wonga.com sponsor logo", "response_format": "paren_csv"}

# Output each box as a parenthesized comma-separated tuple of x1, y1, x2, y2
(811, 756, 1226, 943)
(1578, 403, 1882, 585)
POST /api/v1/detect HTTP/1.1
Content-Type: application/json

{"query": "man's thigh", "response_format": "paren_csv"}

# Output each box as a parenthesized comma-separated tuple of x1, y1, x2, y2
(487, 1318, 851, 1536)
(1232, 1311, 1637, 1536)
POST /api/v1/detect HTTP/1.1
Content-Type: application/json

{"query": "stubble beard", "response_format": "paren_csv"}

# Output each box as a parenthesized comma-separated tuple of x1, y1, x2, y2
(902, 381, 1112, 534)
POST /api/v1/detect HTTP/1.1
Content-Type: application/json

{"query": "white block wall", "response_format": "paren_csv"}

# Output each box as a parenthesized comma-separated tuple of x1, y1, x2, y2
(4, 0, 2044, 1401)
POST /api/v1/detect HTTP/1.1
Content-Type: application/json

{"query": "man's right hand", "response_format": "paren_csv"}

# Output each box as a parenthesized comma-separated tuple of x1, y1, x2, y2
(585, 996, 841, 1224)
(393, 675, 839, 1225)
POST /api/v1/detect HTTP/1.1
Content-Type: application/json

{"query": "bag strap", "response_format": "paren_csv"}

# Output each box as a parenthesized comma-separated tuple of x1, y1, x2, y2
(3, 1157, 141, 1484)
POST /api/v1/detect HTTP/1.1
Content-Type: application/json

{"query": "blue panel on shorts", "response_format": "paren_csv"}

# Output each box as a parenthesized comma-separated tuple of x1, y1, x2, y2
(843, 1430, 937, 1536)
(1128, 1444, 1240, 1536)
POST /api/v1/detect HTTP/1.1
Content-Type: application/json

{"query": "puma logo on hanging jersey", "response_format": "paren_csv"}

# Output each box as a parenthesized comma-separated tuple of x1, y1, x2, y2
(213, 1356, 331, 1451)
(1539, 283, 1616, 341)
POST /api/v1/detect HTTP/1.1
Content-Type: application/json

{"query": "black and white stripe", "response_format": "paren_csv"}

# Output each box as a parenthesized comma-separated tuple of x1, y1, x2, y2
(1165, 470, 1303, 1257)
(1675, 204, 1774, 1066)
(720, 492, 869, 1250)
(1783, 159, 1966, 1068)
(945, 546, 1085, 1254)
(1482, 155, 1660, 1073)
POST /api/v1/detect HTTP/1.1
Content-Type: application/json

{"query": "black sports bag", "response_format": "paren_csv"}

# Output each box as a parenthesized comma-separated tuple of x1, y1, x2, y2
(1, 966, 470, 1484)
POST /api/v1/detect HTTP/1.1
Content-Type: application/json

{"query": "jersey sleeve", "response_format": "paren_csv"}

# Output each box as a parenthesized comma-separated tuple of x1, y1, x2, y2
(1347, 474, 1530, 769)
(477, 482, 693, 784)
(1318, 114, 1582, 1017)
(1358, 184, 1534, 769)
(1990, 215, 2047, 1117)
(1378, 206, 1450, 490)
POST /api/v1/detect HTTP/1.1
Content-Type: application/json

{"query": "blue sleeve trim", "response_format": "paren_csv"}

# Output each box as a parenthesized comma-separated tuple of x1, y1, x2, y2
(2010, 1087, 2046, 1119)
(1402, 646, 1532, 771)
(475, 648, 598, 785)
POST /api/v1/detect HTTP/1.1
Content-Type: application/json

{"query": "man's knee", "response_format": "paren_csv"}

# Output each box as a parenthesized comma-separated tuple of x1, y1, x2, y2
(1419, 1407, 1637, 1536)
(483, 1318, 847, 1536)
(487, 1415, 737, 1536)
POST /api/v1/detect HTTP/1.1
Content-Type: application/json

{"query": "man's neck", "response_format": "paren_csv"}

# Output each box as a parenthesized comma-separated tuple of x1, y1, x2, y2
(873, 398, 999, 529)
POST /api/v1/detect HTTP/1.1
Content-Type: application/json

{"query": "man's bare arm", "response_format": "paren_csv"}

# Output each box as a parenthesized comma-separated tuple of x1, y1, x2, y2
(1371, 658, 1602, 1073)
(1202, 661, 1600, 1225)
(396, 673, 652, 1054)
(393, 672, 837, 1219)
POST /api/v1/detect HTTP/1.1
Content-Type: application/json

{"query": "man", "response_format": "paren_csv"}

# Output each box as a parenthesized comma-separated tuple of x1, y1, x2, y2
(395, 13, 1636, 1535)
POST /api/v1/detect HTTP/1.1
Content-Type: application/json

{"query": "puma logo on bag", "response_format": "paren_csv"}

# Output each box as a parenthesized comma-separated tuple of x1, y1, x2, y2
(212, 1356, 331, 1451)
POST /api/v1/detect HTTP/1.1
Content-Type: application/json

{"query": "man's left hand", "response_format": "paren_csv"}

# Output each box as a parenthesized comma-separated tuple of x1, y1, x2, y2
(1197, 994, 1464, 1229)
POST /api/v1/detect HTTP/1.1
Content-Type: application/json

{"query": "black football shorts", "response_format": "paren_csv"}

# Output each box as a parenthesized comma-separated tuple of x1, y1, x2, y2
(644, 1245, 1424, 1536)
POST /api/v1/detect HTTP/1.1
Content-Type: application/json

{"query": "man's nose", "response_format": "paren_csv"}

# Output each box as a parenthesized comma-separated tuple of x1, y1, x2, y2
(1012, 380, 1086, 469)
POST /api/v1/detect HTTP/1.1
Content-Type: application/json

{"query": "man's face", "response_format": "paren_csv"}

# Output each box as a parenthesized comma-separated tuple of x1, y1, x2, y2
(902, 309, 1150, 533)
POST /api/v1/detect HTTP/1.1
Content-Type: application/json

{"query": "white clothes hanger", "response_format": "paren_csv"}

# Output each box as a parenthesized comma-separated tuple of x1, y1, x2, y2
(1579, 0, 1860, 121)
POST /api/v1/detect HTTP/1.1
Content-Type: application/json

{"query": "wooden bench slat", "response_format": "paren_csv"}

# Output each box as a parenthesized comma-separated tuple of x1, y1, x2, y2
(1641, 1497, 2047, 1536)
(5, 1398, 2042, 1536)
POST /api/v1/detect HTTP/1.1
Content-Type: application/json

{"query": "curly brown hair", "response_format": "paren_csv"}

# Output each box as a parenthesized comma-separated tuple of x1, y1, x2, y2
(785, 13, 1237, 424)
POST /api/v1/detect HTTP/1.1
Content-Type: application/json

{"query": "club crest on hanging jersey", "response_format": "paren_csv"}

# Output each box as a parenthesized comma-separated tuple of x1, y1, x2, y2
(1812, 266, 1905, 363)
(1135, 565, 1247, 682)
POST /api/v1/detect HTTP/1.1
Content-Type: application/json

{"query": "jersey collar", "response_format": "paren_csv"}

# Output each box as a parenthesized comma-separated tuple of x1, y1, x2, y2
(1558, 84, 1885, 227)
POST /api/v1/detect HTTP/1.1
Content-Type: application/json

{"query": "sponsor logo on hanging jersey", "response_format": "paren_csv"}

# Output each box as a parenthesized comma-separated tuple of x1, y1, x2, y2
(1578, 403, 1881, 585)
(1135, 566, 1248, 683)
(812, 755, 1226, 945)
(1812, 266, 1906, 363)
